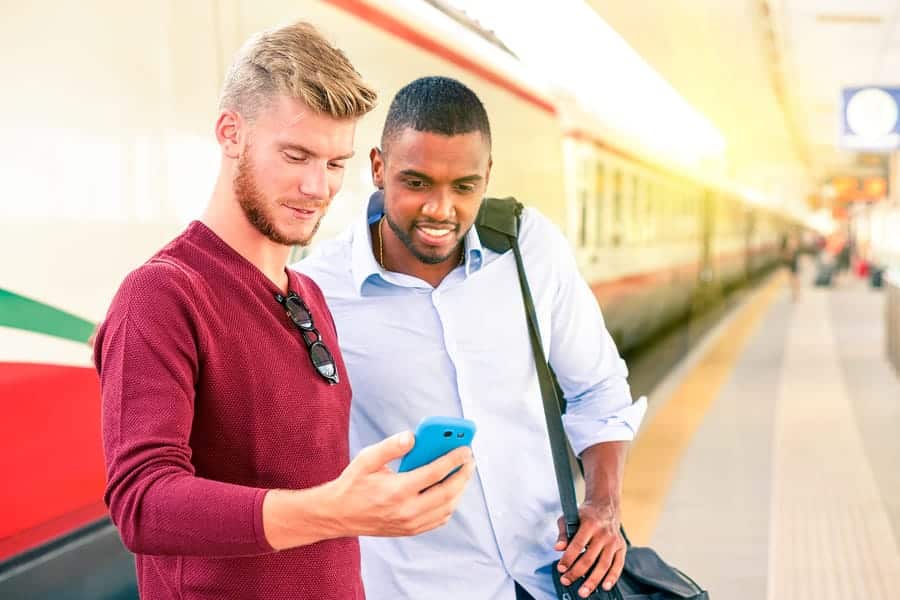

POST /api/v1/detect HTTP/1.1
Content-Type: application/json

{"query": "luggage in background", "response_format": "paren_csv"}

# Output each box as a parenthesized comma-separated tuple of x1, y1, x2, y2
(815, 262, 834, 287)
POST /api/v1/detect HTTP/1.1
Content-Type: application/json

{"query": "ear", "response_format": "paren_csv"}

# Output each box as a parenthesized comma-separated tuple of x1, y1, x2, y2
(370, 147, 385, 189)
(484, 156, 493, 190)
(215, 110, 244, 159)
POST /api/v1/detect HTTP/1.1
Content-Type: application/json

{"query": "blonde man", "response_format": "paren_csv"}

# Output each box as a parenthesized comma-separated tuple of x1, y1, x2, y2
(94, 22, 474, 600)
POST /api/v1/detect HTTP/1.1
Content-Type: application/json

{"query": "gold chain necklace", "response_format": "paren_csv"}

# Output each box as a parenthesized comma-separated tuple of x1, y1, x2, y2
(376, 215, 464, 269)
(377, 216, 387, 268)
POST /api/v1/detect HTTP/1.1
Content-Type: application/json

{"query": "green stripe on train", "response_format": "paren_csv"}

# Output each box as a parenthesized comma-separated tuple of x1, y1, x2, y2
(0, 288, 96, 343)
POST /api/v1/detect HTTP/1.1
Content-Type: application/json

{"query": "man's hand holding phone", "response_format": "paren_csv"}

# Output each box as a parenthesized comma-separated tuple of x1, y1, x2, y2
(329, 423, 475, 537)
(263, 419, 476, 549)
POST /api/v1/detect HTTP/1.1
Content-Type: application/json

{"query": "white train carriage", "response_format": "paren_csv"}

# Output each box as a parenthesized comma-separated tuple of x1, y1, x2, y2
(0, 0, 794, 578)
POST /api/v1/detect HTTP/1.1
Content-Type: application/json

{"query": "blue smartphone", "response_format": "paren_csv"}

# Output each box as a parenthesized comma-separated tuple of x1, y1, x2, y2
(398, 416, 476, 473)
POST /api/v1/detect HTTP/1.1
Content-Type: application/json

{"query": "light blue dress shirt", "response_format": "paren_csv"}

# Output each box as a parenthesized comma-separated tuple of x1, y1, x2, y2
(296, 193, 647, 600)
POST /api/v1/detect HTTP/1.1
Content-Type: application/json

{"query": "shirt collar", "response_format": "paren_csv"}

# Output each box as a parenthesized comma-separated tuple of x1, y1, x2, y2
(350, 190, 485, 295)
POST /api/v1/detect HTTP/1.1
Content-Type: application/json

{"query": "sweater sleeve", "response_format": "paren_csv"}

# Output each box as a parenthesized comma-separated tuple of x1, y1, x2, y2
(95, 261, 274, 557)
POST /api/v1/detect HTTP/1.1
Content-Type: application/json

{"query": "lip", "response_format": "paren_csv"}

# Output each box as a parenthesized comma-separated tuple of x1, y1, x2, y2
(414, 224, 456, 247)
(283, 204, 318, 221)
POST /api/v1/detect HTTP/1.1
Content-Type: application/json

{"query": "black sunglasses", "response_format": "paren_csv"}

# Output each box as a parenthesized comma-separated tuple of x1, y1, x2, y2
(275, 292, 340, 385)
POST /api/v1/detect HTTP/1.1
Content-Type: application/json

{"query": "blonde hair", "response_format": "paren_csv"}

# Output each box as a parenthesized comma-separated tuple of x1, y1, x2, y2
(219, 21, 377, 122)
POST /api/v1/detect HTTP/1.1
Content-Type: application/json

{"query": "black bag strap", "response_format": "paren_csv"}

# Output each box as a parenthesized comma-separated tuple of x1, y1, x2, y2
(479, 199, 710, 600)
(474, 196, 519, 254)
(475, 197, 581, 538)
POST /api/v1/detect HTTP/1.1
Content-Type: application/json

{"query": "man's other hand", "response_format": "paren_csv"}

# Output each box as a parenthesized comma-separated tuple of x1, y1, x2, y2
(554, 501, 626, 597)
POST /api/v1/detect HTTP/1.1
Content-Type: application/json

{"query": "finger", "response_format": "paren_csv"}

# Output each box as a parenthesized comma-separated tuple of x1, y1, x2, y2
(406, 482, 469, 534)
(403, 462, 473, 530)
(560, 535, 605, 585)
(352, 431, 414, 474)
(600, 546, 626, 592)
(440, 455, 476, 490)
(415, 458, 475, 507)
(555, 516, 569, 551)
(570, 543, 613, 594)
(578, 561, 605, 599)
(402, 445, 473, 490)
(557, 523, 594, 576)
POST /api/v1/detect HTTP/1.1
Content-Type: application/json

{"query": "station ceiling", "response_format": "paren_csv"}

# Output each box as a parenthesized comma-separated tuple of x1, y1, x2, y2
(588, 0, 898, 200)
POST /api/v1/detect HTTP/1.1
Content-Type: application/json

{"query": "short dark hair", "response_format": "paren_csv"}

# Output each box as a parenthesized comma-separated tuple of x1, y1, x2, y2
(381, 76, 491, 152)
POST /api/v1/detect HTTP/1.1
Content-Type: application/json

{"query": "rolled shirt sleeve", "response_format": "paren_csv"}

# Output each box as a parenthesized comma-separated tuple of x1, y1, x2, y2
(536, 210, 648, 456)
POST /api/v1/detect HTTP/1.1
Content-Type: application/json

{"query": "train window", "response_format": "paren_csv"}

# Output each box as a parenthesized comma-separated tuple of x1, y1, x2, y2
(629, 174, 639, 244)
(674, 190, 681, 238)
(576, 158, 589, 248)
(577, 188, 588, 248)
(719, 198, 728, 236)
(594, 162, 605, 247)
(690, 193, 700, 240)
(663, 184, 674, 240)
(636, 177, 647, 243)
(693, 193, 702, 240)
(725, 199, 736, 235)
(612, 169, 623, 246)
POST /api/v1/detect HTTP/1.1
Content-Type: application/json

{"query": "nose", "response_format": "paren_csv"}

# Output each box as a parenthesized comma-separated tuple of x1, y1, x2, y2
(298, 162, 328, 200)
(421, 189, 455, 222)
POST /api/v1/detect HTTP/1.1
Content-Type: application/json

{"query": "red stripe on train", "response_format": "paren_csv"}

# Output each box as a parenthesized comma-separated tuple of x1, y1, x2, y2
(322, 0, 557, 115)
(591, 261, 700, 304)
(590, 245, 777, 304)
(0, 362, 107, 561)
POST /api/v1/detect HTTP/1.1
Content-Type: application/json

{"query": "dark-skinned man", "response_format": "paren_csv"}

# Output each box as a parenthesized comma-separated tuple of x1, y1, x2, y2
(297, 76, 646, 600)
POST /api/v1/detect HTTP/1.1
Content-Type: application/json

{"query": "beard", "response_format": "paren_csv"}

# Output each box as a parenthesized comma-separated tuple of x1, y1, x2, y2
(384, 212, 465, 265)
(233, 150, 322, 247)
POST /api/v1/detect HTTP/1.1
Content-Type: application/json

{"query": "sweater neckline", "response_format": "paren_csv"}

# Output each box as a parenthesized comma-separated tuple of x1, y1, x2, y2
(185, 220, 302, 295)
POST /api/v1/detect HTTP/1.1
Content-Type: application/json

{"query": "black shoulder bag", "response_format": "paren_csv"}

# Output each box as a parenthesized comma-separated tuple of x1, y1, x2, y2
(475, 197, 709, 600)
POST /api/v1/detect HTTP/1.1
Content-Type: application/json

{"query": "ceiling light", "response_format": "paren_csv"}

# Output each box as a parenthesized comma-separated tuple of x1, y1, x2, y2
(816, 14, 883, 25)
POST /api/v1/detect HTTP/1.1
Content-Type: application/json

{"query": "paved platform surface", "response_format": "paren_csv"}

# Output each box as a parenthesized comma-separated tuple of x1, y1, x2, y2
(625, 263, 900, 599)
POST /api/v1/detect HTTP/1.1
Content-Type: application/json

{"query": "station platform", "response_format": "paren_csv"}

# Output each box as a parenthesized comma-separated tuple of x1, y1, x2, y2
(622, 261, 900, 598)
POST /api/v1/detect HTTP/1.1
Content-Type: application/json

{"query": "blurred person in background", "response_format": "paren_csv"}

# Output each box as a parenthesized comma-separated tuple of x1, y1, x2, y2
(298, 76, 647, 600)
(781, 232, 801, 302)
(92, 22, 473, 600)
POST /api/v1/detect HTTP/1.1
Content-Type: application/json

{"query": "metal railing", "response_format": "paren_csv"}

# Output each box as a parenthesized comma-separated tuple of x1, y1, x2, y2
(888, 269, 900, 375)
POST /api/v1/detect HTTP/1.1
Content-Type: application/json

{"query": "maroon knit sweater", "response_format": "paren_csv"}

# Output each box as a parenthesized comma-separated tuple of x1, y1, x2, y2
(94, 222, 362, 599)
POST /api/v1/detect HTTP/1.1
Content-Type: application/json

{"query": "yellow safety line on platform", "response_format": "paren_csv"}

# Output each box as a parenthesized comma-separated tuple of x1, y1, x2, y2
(622, 273, 786, 545)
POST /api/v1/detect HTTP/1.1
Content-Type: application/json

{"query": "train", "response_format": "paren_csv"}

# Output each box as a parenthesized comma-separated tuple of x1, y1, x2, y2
(0, 0, 799, 595)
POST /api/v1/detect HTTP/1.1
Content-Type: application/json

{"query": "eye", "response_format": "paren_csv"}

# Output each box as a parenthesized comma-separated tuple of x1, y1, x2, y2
(327, 161, 346, 170)
(456, 183, 477, 193)
(283, 152, 307, 163)
(404, 178, 428, 189)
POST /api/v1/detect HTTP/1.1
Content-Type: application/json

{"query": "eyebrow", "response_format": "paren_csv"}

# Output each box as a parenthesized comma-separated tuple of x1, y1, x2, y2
(398, 169, 483, 184)
(281, 143, 355, 161)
